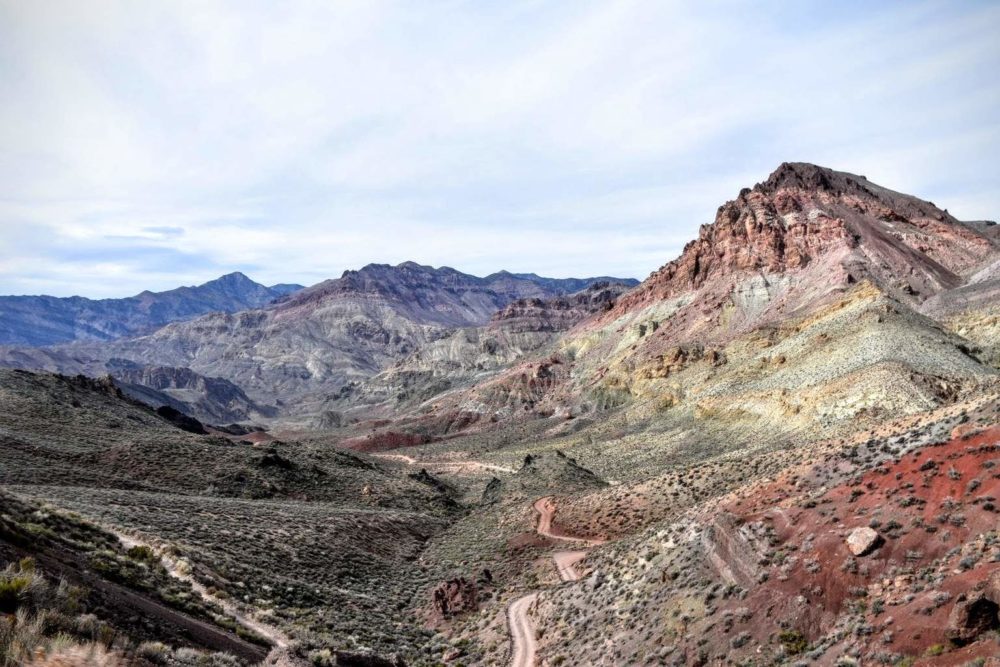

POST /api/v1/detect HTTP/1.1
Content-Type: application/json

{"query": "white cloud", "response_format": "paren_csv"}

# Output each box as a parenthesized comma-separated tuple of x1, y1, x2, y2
(0, 0, 997, 297)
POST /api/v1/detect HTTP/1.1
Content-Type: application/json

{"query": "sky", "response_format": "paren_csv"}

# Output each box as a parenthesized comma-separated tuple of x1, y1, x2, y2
(0, 1, 998, 298)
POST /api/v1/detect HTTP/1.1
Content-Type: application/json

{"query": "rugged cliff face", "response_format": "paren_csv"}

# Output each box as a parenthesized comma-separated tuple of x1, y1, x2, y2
(491, 281, 626, 333)
(610, 162, 992, 319)
(109, 363, 276, 423)
(389, 163, 998, 447)
(315, 281, 636, 421)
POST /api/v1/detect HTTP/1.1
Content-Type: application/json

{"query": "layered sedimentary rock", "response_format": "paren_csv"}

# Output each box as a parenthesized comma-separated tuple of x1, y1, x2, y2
(388, 163, 998, 448)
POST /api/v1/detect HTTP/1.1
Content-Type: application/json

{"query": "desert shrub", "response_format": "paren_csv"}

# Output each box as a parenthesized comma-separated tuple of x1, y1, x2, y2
(778, 629, 808, 655)
(0, 559, 45, 614)
(136, 641, 171, 664)
(23, 641, 126, 667)
(126, 545, 158, 564)
(0, 576, 31, 614)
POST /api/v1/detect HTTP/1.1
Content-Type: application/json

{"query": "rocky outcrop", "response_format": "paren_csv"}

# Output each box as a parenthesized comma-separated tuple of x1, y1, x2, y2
(701, 513, 766, 587)
(154, 405, 208, 434)
(945, 570, 1000, 644)
(492, 281, 634, 333)
(947, 590, 1000, 645)
(431, 578, 478, 618)
(608, 162, 995, 319)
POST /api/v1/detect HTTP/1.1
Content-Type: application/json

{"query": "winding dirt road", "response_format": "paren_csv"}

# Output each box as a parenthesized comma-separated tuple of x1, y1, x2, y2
(532, 497, 604, 547)
(552, 550, 587, 582)
(507, 497, 598, 667)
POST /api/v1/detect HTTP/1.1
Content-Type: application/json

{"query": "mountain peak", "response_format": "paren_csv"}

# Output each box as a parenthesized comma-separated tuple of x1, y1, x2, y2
(209, 271, 255, 286)
(396, 260, 429, 271)
(607, 163, 995, 319)
(755, 162, 872, 197)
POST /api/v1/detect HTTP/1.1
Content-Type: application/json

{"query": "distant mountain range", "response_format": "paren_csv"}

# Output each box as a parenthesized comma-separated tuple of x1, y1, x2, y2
(0, 272, 304, 346)
(0, 264, 638, 421)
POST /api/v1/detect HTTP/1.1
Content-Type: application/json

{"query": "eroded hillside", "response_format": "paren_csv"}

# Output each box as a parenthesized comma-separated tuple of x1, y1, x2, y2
(2, 163, 998, 666)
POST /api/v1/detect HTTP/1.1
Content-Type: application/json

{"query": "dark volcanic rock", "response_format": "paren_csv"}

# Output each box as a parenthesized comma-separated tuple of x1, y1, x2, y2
(408, 469, 456, 496)
(213, 423, 265, 436)
(947, 591, 1000, 645)
(256, 448, 294, 469)
(480, 477, 503, 506)
(154, 405, 207, 434)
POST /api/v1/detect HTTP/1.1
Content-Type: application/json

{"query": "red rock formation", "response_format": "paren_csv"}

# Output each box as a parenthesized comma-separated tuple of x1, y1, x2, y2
(491, 281, 631, 333)
(606, 162, 995, 319)
(708, 426, 1000, 661)
(431, 578, 478, 618)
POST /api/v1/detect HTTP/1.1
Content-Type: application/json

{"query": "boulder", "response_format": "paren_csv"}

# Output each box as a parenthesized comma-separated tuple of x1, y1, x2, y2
(845, 527, 882, 556)
(946, 592, 999, 645)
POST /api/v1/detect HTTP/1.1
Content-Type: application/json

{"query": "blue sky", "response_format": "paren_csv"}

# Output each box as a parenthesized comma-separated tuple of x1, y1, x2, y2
(0, 1, 998, 297)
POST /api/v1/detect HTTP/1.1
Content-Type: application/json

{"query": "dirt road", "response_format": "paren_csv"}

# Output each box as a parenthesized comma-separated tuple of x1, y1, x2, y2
(533, 496, 604, 546)
(507, 496, 599, 667)
(114, 530, 291, 650)
(507, 592, 539, 667)
(372, 452, 517, 474)
(552, 550, 587, 582)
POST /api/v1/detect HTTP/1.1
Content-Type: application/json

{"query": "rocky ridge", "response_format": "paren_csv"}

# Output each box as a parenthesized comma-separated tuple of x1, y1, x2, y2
(391, 163, 999, 447)
(3, 264, 635, 422)
(0, 272, 302, 346)
(323, 281, 635, 421)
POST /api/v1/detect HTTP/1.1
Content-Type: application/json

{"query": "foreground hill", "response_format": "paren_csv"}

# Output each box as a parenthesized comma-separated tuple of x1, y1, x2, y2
(0, 366, 461, 664)
(0, 272, 302, 346)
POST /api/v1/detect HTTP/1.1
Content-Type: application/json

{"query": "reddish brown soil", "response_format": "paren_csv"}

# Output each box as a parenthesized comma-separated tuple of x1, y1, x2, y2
(709, 427, 1000, 663)
(340, 430, 432, 452)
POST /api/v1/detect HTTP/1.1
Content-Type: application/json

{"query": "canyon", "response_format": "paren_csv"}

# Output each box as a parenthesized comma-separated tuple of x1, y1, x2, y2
(1, 163, 998, 666)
